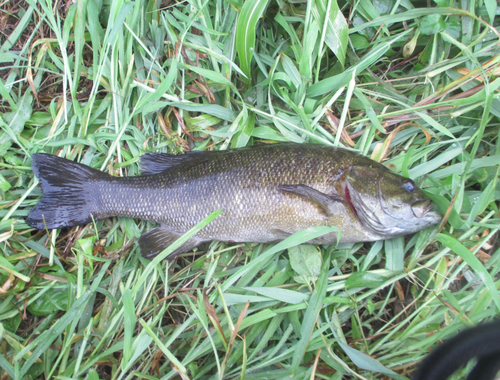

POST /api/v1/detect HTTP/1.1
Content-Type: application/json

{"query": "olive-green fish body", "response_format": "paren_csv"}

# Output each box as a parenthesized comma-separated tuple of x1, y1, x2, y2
(26, 144, 441, 259)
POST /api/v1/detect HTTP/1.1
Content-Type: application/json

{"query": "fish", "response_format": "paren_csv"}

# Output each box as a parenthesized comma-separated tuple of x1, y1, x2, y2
(26, 143, 442, 259)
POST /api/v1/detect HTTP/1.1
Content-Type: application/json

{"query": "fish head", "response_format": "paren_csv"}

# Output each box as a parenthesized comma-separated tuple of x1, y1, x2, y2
(344, 165, 442, 237)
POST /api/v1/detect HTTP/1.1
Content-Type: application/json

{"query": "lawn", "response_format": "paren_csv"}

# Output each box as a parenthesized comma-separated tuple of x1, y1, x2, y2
(0, 0, 499, 379)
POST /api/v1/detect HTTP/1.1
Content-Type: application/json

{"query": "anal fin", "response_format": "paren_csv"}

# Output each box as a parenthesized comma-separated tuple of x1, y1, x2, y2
(139, 227, 202, 260)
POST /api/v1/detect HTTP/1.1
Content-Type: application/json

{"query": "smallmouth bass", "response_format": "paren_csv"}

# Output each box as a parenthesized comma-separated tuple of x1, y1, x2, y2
(26, 144, 441, 259)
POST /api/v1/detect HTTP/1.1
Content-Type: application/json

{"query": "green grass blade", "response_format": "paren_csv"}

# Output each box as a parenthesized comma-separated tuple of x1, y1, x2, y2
(235, 0, 270, 84)
(291, 250, 329, 375)
(436, 233, 500, 312)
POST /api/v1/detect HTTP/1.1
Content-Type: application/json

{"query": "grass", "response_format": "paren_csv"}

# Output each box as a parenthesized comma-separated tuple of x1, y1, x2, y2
(0, 0, 499, 379)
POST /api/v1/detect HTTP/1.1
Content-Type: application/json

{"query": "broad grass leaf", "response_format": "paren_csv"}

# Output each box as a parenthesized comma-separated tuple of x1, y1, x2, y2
(0, 93, 32, 155)
(350, 34, 369, 49)
(420, 14, 446, 35)
(307, 30, 411, 97)
(235, 0, 270, 83)
(121, 289, 136, 365)
(385, 237, 405, 272)
(0, 254, 29, 282)
(238, 309, 278, 331)
(2, 314, 21, 334)
(0, 173, 12, 192)
(0, 5, 33, 53)
(247, 314, 285, 360)
(431, 154, 500, 179)
(105, 2, 134, 46)
(181, 63, 236, 88)
(291, 250, 329, 375)
(299, 19, 319, 78)
(244, 287, 309, 304)
(167, 102, 235, 121)
(469, 288, 497, 319)
(27, 287, 70, 316)
(313, 0, 348, 66)
(280, 55, 301, 89)
(274, 12, 301, 50)
(134, 60, 178, 113)
(0, 342, 15, 378)
(16, 290, 94, 378)
(222, 226, 338, 292)
(77, 342, 125, 376)
(354, 88, 385, 133)
(409, 144, 462, 178)
(466, 174, 498, 227)
(231, 108, 254, 148)
(339, 342, 408, 380)
(424, 191, 464, 229)
(289, 245, 322, 284)
(140, 319, 186, 373)
(122, 333, 154, 374)
(346, 272, 387, 290)
(483, 0, 496, 24)
(436, 233, 500, 312)
(121, 218, 141, 240)
(71, 0, 87, 95)
(251, 126, 289, 141)
(76, 236, 97, 256)
(23, 239, 65, 270)
(444, 19, 460, 39)
(414, 111, 455, 139)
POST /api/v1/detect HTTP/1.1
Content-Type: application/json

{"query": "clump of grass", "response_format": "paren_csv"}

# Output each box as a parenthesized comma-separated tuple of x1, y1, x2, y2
(1, 0, 499, 379)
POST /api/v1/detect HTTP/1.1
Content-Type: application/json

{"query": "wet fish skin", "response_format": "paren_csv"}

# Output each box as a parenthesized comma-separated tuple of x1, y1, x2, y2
(26, 144, 442, 259)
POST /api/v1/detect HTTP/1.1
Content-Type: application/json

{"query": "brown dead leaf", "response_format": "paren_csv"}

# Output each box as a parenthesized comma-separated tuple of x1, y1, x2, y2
(203, 289, 227, 347)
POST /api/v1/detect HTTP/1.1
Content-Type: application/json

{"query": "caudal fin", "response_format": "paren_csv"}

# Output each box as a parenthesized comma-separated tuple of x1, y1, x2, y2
(26, 154, 107, 230)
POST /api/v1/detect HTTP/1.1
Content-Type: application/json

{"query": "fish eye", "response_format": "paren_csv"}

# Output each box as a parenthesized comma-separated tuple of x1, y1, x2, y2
(403, 181, 415, 192)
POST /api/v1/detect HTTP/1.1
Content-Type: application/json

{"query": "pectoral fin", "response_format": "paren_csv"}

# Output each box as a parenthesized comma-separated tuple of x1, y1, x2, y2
(278, 184, 344, 217)
(139, 227, 202, 259)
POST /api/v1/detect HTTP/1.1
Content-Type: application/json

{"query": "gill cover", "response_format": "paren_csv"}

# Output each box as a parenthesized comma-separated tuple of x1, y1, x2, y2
(345, 166, 440, 237)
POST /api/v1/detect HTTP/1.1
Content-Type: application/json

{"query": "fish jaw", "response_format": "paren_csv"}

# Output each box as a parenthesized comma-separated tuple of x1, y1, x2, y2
(410, 199, 442, 229)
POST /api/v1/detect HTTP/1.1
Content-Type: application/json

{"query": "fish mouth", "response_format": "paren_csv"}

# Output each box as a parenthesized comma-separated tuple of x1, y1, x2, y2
(412, 199, 441, 222)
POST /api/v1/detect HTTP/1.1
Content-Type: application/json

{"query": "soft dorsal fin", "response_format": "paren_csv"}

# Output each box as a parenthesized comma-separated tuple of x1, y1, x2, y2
(140, 151, 214, 175)
(278, 184, 344, 217)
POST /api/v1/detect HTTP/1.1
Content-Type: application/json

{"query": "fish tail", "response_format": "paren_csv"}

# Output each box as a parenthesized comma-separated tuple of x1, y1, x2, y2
(26, 154, 108, 229)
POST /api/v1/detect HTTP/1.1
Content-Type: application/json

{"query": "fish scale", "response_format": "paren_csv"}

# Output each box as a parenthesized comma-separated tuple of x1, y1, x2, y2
(26, 143, 442, 259)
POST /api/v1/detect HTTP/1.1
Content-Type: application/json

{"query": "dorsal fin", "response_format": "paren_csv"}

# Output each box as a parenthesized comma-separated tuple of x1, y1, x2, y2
(140, 151, 214, 175)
